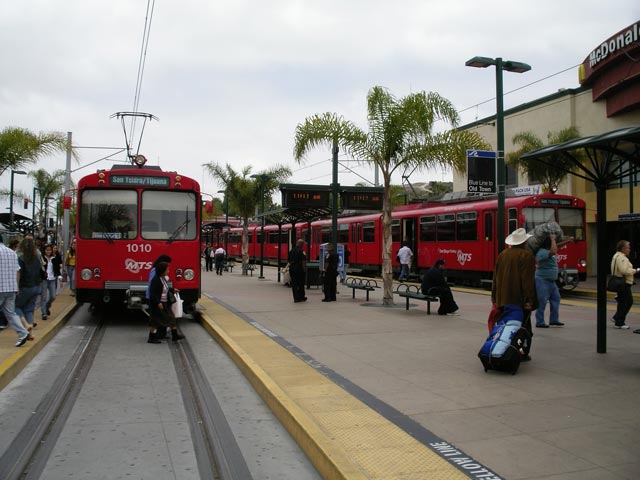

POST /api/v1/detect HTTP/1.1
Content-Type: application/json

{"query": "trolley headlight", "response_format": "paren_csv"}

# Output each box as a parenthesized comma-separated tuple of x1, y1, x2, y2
(579, 259, 587, 268)
(81, 268, 93, 281)
(93, 268, 101, 279)
(175, 268, 183, 280)
(183, 269, 195, 281)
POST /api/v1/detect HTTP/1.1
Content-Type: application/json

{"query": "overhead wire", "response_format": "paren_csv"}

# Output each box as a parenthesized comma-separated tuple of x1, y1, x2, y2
(128, 0, 156, 155)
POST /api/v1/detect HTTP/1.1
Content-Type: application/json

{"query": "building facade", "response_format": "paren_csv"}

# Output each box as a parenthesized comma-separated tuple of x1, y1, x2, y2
(457, 21, 640, 274)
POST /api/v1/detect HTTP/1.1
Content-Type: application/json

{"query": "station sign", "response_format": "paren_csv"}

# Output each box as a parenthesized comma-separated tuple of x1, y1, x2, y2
(619, 212, 640, 221)
(341, 187, 384, 210)
(281, 184, 331, 208)
(466, 150, 496, 194)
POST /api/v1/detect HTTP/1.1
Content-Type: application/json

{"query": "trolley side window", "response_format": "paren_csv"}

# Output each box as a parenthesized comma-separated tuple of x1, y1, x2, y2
(522, 207, 555, 232)
(79, 190, 137, 240)
(362, 221, 375, 242)
(141, 191, 197, 240)
(456, 212, 477, 241)
(420, 215, 436, 242)
(391, 219, 401, 242)
(558, 208, 585, 241)
(337, 224, 349, 243)
(436, 214, 455, 241)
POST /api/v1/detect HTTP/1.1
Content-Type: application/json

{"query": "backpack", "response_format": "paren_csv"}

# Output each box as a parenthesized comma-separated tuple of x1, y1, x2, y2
(478, 305, 531, 375)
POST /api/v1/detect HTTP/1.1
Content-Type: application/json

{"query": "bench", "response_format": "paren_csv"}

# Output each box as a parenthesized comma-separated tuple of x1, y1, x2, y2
(344, 278, 379, 301)
(246, 263, 256, 276)
(223, 261, 235, 273)
(395, 284, 439, 314)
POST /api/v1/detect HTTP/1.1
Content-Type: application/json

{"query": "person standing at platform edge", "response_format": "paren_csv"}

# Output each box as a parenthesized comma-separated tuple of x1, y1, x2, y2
(535, 234, 572, 328)
(421, 259, 459, 315)
(491, 228, 537, 359)
(397, 241, 413, 281)
(0, 234, 30, 347)
(288, 238, 307, 303)
(322, 243, 339, 302)
(611, 240, 640, 329)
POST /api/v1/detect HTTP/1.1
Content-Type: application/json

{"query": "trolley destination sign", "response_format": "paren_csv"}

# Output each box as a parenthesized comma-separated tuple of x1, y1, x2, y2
(109, 175, 171, 187)
(466, 149, 497, 194)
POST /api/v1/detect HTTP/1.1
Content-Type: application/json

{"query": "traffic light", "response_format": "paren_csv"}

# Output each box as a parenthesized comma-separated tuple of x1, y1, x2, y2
(23, 198, 29, 209)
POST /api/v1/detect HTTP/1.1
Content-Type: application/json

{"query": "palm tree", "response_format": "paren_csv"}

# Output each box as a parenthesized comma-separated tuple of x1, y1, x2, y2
(508, 127, 581, 191)
(29, 168, 67, 237)
(0, 127, 73, 176)
(294, 86, 488, 305)
(203, 163, 291, 275)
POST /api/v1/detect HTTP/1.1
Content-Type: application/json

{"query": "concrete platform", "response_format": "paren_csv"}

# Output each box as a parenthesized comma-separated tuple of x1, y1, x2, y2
(2, 271, 640, 479)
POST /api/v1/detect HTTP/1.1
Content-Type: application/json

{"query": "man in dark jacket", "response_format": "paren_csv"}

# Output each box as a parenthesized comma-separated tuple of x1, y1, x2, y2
(322, 244, 339, 302)
(288, 239, 307, 303)
(421, 259, 459, 315)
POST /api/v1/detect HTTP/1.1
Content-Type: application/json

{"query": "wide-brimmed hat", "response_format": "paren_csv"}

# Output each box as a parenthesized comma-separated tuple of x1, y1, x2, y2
(505, 228, 532, 246)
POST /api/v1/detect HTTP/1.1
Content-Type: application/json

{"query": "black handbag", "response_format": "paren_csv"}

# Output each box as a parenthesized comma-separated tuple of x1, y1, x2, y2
(607, 275, 625, 293)
(607, 255, 626, 293)
(167, 289, 177, 304)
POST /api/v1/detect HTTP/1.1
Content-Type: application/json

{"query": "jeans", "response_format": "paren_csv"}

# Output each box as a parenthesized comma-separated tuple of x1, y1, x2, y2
(398, 264, 410, 280)
(41, 279, 57, 314)
(0, 292, 29, 337)
(16, 285, 41, 326)
(66, 266, 76, 291)
(535, 277, 560, 326)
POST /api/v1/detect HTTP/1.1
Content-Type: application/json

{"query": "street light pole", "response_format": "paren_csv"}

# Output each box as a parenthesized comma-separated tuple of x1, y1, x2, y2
(217, 189, 229, 254)
(465, 56, 530, 253)
(9, 170, 27, 231)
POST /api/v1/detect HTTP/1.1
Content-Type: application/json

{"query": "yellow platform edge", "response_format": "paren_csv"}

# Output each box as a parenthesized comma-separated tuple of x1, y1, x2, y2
(198, 296, 469, 480)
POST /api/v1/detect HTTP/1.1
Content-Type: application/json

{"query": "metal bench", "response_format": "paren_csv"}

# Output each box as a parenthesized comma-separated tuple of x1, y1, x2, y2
(395, 284, 439, 314)
(246, 263, 256, 276)
(344, 278, 379, 301)
(223, 261, 235, 273)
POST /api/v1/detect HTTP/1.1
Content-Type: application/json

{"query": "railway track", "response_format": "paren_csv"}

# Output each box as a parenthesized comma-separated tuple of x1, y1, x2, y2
(0, 310, 252, 480)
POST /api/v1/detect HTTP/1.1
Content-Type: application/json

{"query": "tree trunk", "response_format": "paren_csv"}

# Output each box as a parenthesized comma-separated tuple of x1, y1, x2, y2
(381, 175, 394, 305)
(241, 219, 249, 276)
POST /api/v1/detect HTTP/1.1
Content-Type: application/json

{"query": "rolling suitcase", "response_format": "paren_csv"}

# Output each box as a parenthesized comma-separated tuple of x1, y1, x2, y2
(478, 305, 532, 375)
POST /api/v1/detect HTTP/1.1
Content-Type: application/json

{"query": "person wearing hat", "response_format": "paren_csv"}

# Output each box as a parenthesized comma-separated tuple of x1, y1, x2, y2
(421, 259, 459, 315)
(491, 228, 538, 357)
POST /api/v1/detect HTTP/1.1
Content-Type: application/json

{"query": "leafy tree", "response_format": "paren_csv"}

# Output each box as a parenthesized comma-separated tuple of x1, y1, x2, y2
(507, 127, 581, 191)
(29, 168, 67, 237)
(294, 86, 488, 305)
(0, 127, 74, 176)
(203, 163, 291, 274)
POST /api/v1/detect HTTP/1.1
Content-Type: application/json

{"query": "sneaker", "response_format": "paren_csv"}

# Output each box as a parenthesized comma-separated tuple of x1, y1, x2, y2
(614, 324, 630, 329)
(0, 324, 7, 330)
(550, 322, 565, 327)
(42, 315, 48, 320)
(536, 324, 549, 328)
(15, 334, 29, 347)
(446, 312, 461, 316)
(634, 329, 640, 334)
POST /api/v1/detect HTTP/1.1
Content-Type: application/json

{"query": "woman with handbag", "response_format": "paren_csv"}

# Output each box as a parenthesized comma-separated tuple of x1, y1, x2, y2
(148, 261, 185, 343)
(611, 240, 640, 329)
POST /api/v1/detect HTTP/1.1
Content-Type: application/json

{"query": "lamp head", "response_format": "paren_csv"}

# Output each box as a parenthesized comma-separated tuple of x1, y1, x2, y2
(465, 56, 496, 68)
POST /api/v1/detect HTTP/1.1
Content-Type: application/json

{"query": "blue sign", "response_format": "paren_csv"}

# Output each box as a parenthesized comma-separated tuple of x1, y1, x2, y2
(466, 150, 497, 194)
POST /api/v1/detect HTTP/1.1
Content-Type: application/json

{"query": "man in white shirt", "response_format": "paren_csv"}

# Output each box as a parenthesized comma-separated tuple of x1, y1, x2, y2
(214, 246, 226, 275)
(397, 242, 413, 282)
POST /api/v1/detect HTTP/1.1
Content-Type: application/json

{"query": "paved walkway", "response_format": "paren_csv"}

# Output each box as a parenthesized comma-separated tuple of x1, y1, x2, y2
(2, 273, 640, 479)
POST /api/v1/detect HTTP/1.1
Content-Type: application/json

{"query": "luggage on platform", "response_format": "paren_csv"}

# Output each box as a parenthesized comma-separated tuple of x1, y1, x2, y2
(478, 305, 532, 375)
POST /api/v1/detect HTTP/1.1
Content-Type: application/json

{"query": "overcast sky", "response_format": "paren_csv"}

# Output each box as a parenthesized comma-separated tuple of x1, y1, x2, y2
(1, 1, 638, 209)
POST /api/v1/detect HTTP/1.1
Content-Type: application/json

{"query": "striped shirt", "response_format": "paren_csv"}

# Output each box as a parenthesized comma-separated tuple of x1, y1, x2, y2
(0, 243, 20, 293)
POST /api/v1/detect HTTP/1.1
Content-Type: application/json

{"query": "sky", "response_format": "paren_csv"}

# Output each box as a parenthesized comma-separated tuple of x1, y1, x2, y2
(1, 0, 639, 212)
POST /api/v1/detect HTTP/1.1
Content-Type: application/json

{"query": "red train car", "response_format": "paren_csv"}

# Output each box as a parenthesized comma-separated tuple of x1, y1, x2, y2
(75, 165, 201, 311)
(225, 192, 587, 288)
